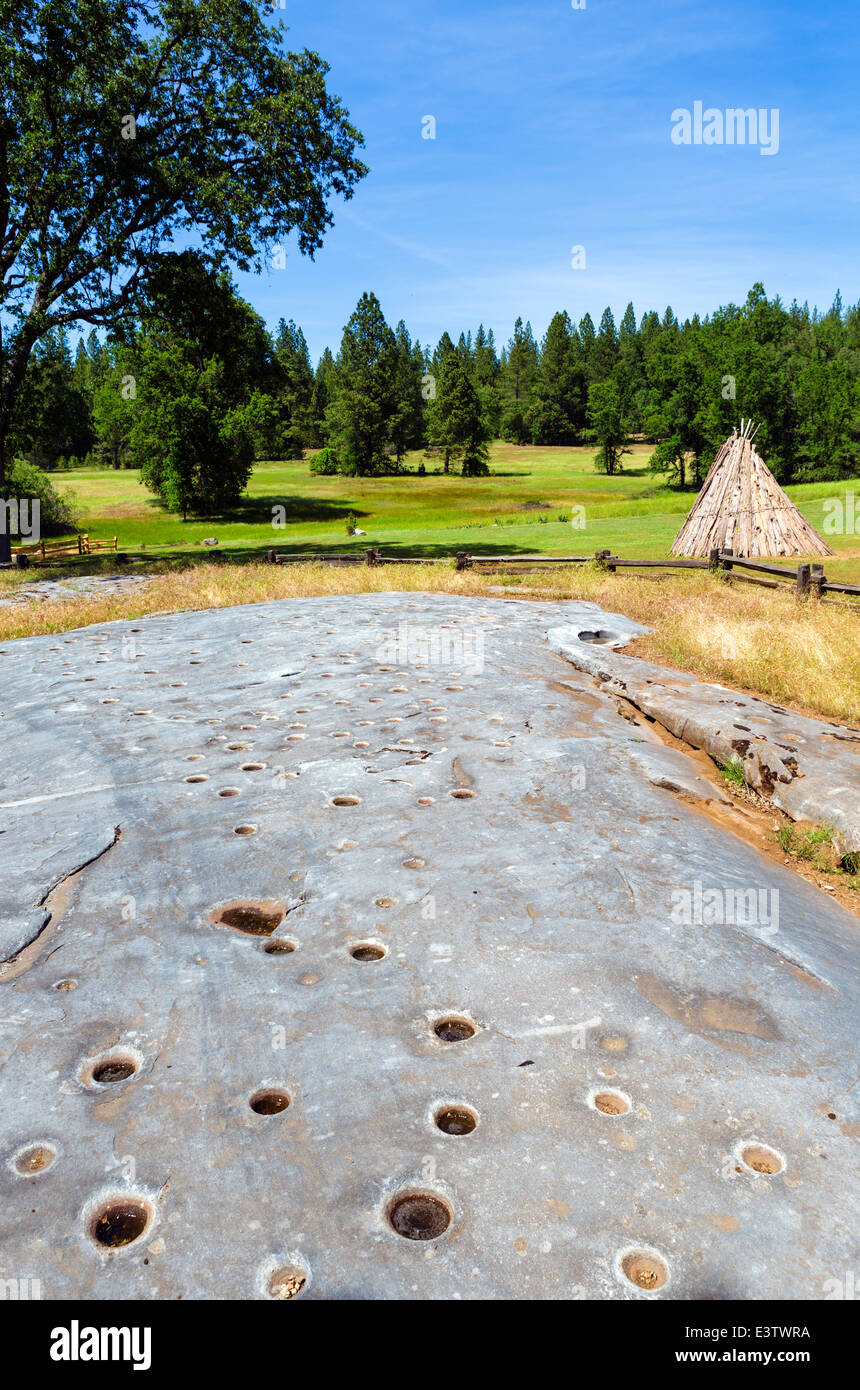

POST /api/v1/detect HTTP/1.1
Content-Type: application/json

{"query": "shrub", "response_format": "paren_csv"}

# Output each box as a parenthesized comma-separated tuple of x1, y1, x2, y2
(309, 447, 340, 475)
(5, 458, 80, 536)
(717, 757, 747, 788)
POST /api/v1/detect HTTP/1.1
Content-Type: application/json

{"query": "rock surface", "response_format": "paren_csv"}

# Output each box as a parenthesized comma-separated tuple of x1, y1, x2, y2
(0, 573, 151, 610)
(549, 627, 860, 855)
(0, 593, 856, 1300)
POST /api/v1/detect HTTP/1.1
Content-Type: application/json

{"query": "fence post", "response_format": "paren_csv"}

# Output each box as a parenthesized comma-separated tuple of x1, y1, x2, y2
(595, 549, 610, 571)
(267, 549, 277, 565)
(810, 563, 824, 599)
(708, 547, 721, 572)
(365, 548, 381, 567)
(796, 563, 811, 597)
(455, 551, 472, 571)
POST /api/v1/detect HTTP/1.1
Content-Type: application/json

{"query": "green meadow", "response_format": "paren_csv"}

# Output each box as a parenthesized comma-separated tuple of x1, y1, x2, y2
(56, 442, 860, 582)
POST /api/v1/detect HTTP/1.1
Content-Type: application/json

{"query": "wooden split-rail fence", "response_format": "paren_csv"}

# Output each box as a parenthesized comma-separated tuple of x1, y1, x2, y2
(265, 547, 859, 601)
(15, 533, 118, 563)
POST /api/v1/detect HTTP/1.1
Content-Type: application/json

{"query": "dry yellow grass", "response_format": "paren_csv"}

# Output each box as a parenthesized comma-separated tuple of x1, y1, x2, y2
(1, 560, 857, 724)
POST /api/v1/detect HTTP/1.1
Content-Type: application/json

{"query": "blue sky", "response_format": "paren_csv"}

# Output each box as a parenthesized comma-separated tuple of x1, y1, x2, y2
(237, 0, 860, 361)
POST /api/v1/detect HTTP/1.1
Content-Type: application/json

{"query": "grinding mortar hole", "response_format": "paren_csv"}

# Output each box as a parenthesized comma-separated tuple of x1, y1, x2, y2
(578, 630, 615, 645)
(434, 1105, 478, 1135)
(250, 1089, 291, 1115)
(216, 903, 284, 936)
(264, 939, 297, 955)
(449, 789, 475, 800)
(332, 795, 361, 807)
(619, 1248, 668, 1292)
(434, 1017, 476, 1042)
(12, 1142, 57, 1176)
(219, 787, 240, 797)
(591, 1089, 631, 1116)
(374, 897, 396, 909)
(241, 762, 265, 772)
(185, 774, 209, 783)
(351, 942, 387, 961)
(388, 1192, 451, 1241)
(403, 858, 425, 869)
(91, 1056, 138, 1085)
(234, 825, 257, 836)
(89, 1198, 152, 1250)
(739, 1143, 785, 1176)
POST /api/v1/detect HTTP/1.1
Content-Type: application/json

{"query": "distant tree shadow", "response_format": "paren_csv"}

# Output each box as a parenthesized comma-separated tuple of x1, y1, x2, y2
(226, 494, 368, 525)
(141, 494, 369, 525)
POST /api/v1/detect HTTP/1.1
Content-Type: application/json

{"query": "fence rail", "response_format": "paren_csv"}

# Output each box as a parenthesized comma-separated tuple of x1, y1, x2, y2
(265, 546, 859, 600)
(14, 533, 117, 563)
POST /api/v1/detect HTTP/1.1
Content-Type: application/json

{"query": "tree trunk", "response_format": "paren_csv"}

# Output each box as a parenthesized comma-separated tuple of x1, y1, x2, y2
(0, 432, 10, 564)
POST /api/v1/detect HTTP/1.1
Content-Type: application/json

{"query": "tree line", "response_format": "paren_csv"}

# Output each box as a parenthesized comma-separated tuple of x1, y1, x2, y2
(9, 266, 859, 518)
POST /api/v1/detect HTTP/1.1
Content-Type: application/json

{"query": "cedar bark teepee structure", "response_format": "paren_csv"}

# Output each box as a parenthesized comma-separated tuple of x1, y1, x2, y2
(672, 421, 833, 558)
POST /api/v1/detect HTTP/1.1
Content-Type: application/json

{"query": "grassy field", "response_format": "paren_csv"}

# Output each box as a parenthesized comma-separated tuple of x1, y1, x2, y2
(47, 442, 860, 582)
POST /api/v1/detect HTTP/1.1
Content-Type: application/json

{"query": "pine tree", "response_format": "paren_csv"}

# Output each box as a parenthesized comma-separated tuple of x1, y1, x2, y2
(431, 332, 456, 376)
(92, 345, 138, 469)
(473, 325, 502, 436)
(311, 348, 336, 446)
(389, 321, 426, 464)
(527, 311, 585, 444)
(643, 321, 708, 487)
(426, 349, 490, 475)
(327, 292, 398, 475)
(128, 258, 265, 510)
(274, 319, 315, 458)
(9, 329, 92, 466)
(500, 317, 539, 443)
(588, 373, 630, 475)
(592, 307, 619, 382)
(616, 302, 647, 431)
(575, 313, 597, 391)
